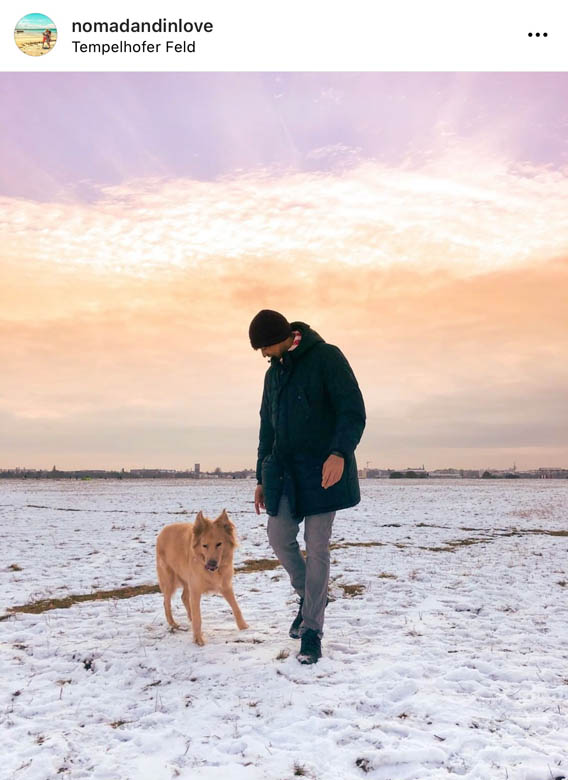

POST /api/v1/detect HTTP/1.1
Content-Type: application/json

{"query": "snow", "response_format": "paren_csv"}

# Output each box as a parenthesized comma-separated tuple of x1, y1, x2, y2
(1, 478, 567, 780)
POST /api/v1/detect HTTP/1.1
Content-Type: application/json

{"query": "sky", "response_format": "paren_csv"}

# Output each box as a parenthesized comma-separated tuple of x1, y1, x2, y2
(14, 14, 57, 31)
(1, 72, 567, 471)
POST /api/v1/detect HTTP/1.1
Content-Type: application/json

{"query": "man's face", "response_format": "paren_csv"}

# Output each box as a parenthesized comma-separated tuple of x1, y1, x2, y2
(260, 337, 292, 360)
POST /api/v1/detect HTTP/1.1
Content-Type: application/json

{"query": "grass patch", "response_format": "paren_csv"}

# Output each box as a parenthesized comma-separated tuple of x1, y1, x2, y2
(16, 520, 563, 618)
(421, 536, 493, 553)
(2, 556, 282, 618)
(339, 583, 365, 598)
(421, 546, 454, 553)
(449, 537, 492, 547)
(330, 541, 385, 550)
(378, 572, 397, 579)
(421, 528, 568, 554)
(234, 558, 281, 574)
(2, 584, 160, 618)
(509, 507, 555, 521)
(416, 523, 447, 529)
(498, 528, 568, 539)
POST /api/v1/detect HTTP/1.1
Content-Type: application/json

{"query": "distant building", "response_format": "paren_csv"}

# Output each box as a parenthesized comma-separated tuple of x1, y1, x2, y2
(130, 469, 176, 477)
(538, 468, 568, 479)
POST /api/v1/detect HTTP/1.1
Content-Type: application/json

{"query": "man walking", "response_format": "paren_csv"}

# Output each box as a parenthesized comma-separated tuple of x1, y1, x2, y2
(249, 310, 366, 664)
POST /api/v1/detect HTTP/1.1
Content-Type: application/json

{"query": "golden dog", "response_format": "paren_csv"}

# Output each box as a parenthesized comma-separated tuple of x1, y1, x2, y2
(156, 509, 248, 646)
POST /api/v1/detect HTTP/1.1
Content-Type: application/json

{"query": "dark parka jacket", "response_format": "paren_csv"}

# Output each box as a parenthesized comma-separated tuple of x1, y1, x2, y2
(256, 322, 366, 517)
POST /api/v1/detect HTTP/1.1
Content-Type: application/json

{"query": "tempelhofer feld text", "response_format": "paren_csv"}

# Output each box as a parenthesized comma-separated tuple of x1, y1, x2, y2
(72, 40, 198, 54)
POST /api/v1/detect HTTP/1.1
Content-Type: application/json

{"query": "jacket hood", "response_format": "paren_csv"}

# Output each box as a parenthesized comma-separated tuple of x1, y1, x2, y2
(270, 322, 324, 367)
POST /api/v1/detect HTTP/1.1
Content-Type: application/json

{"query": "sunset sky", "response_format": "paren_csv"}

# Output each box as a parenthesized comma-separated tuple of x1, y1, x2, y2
(1, 72, 567, 471)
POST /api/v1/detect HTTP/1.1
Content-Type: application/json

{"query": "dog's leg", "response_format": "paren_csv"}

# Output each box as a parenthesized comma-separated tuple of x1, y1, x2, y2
(157, 557, 180, 629)
(221, 587, 249, 630)
(164, 595, 180, 629)
(189, 591, 205, 646)
(181, 583, 192, 622)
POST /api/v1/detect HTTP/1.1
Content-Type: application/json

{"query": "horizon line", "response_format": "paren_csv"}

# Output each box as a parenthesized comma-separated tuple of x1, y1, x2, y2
(2, 465, 568, 474)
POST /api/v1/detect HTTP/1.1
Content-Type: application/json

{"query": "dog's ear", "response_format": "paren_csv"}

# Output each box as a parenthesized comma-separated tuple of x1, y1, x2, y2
(193, 511, 207, 545)
(215, 509, 237, 546)
(217, 508, 231, 527)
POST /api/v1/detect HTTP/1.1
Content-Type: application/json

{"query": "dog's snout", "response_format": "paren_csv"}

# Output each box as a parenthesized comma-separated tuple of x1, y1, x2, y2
(206, 559, 218, 570)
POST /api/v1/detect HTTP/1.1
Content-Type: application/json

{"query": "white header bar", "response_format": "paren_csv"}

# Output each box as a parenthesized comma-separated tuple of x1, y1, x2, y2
(2, 0, 567, 71)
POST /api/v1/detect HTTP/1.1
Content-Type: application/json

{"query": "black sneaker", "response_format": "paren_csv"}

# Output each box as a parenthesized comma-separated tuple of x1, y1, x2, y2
(297, 628, 322, 665)
(289, 598, 304, 639)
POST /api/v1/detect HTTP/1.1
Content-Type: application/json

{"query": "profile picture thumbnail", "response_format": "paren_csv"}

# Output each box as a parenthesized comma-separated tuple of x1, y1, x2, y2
(14, 13, 57, 56)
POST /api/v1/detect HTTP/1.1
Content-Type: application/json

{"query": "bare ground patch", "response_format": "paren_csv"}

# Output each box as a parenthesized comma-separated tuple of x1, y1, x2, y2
(1, 584, 161, 619)
(421, 527, 568, 553)
(338, 583, 366, 598)
(25, 504, 193, 516)
(3, 526, 564, 618)
(2, 558, 283, 619)
(234, 558, 281, 574)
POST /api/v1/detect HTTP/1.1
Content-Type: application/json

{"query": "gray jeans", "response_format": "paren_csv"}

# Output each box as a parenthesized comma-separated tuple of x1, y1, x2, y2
(267, 493, 335, 637)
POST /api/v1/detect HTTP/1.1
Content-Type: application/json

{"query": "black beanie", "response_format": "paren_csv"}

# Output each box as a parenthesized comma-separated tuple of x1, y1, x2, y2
(249, 310, 292, 349)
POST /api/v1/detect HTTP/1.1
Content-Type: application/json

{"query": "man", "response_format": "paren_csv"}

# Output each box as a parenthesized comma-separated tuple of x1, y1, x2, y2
(249, 309, 366, 664)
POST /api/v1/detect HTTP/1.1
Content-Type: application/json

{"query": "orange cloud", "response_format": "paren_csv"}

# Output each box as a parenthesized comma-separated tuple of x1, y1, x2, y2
(2, 155, 567, 468)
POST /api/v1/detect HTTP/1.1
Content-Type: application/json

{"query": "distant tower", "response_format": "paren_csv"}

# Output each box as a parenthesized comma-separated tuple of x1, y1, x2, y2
(194, 463, 200, 475)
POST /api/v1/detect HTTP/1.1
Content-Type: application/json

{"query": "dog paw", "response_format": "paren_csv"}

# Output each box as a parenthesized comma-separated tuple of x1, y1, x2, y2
(238, 622, 249, 630)
(194, 635, 205, 646)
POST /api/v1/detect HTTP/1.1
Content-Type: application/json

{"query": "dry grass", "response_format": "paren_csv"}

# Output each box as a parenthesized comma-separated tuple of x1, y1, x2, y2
(276, 648, 290, 660)
(234, 558, 281, 574)
(2, 584, 160, 619)
(2, 556, 281, 619)
(420, 536, 493, 552)
(418, 526, 568, 553)
(508, 507, 555, 521)
(339, 583, 365, 598)
(7, 519, 563, 619)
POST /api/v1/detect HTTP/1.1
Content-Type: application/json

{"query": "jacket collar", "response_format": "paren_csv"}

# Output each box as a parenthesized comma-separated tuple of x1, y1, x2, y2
(270, 322, 324, 368)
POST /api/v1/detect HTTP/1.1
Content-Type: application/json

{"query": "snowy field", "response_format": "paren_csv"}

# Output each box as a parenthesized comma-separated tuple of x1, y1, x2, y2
(1, 478, 567, 780)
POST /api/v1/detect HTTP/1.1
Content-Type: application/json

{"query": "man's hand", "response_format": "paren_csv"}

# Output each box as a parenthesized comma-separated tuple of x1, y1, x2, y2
(254, 484, 265, 514)
(322, 453, 344, 489)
